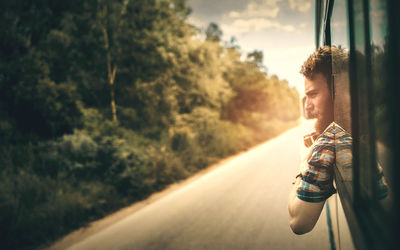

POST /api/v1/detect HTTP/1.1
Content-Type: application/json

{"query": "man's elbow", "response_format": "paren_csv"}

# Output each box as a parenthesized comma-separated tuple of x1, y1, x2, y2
(289, 217, 315, 235)
(288, 195, 325, 235)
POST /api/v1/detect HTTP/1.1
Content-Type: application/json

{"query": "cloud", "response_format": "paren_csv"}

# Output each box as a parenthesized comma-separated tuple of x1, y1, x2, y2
(227, 0, 282, 19)
(288, 0, 312, 13)
(187, 15, 207, 28)
(221, 18, 295, 36)
(299, 22, 308, 28)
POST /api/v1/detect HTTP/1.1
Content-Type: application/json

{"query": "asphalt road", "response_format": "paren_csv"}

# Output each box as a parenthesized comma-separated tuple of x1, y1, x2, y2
(66, 121, 330, 250)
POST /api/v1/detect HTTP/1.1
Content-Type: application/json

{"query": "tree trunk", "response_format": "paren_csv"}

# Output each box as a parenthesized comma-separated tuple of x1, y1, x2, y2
(102, 25, 118, 123)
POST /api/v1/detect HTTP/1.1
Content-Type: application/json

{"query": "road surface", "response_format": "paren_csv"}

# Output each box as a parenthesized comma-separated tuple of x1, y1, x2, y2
(55, 120, 330, 250)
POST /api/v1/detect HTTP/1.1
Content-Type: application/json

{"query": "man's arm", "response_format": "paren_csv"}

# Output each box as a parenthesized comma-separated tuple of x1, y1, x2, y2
(288, 122, 338, 234)
(288, 176, 326, 234)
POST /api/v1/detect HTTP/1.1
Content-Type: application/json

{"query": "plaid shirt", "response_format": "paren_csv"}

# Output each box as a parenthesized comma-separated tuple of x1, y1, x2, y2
(296, 122, 388, 202)
(296, 122, 337, 202)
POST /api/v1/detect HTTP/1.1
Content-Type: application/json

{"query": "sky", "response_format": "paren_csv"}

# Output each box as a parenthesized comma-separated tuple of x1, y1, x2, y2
(186, 0, 316, 95)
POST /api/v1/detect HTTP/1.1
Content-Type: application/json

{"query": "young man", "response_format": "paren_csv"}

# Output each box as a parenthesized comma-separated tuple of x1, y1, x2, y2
(288, 46, 389, 235)
(287, 46, 338, 234)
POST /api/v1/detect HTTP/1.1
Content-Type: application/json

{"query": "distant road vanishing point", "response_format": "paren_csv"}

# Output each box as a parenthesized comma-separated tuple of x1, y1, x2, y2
(53, 120, 330, 250)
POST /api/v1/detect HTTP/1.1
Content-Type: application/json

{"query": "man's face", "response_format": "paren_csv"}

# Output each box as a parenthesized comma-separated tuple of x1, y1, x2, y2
(304, 73, 334, 132)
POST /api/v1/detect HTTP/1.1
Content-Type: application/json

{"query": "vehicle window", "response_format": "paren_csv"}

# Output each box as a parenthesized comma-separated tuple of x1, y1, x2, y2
(331, 2, 354, 249)
(316, 0, 327, 47)
(369, 0, 393, 216)
(352, 0, 376, 201)
(331, 0, 352, 191)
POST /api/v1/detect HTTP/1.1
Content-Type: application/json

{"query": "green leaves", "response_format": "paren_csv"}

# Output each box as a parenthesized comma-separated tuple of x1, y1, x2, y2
(0, 2, 301, 249)
(206, 22, 223, 42)
(222, 61, 300, 131)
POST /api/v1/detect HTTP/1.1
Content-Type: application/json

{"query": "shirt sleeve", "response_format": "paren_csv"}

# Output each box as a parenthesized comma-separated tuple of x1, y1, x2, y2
(296, 126, 337, 202)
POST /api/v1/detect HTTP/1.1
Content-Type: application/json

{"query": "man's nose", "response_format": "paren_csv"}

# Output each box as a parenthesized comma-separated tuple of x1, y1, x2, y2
(305, 97, 313, 110)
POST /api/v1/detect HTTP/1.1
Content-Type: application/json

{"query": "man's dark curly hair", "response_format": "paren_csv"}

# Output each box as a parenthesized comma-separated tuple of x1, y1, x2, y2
(300, 46, 349, 89)
(300, 46, 333, 88)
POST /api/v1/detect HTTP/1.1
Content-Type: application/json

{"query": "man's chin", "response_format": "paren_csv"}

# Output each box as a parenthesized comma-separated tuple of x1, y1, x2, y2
(305, 111, 317, 119)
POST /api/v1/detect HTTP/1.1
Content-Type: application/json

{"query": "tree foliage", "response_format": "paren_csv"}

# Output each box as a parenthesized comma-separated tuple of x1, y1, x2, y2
(0, 1, 300, 249)
(0, 0, 83, 139)
(205, 22, 223, 42)
(247, 50, 264, 69)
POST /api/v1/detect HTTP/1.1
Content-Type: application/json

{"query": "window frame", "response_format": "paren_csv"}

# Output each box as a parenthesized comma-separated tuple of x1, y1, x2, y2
(316, 0, 400, 249)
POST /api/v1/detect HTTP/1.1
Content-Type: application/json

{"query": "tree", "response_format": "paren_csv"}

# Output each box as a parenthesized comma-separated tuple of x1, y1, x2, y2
(226, 36, 240, 50)
(55, 0, 192, 124)
(247, 50, 266, 71)
(205, 22, 222, 42)
(0, 0, 83, 140)
(222, 60, 299, 128)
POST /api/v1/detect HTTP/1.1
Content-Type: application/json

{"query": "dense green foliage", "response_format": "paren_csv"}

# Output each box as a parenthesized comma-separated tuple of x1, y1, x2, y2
(0, 0, 300, 249)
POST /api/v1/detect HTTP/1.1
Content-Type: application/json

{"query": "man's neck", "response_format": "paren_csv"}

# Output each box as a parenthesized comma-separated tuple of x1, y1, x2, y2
(314, 118, 333, 135)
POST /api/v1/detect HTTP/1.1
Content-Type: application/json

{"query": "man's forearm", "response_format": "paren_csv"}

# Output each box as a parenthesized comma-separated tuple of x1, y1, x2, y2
(288, 177, 325, 234)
